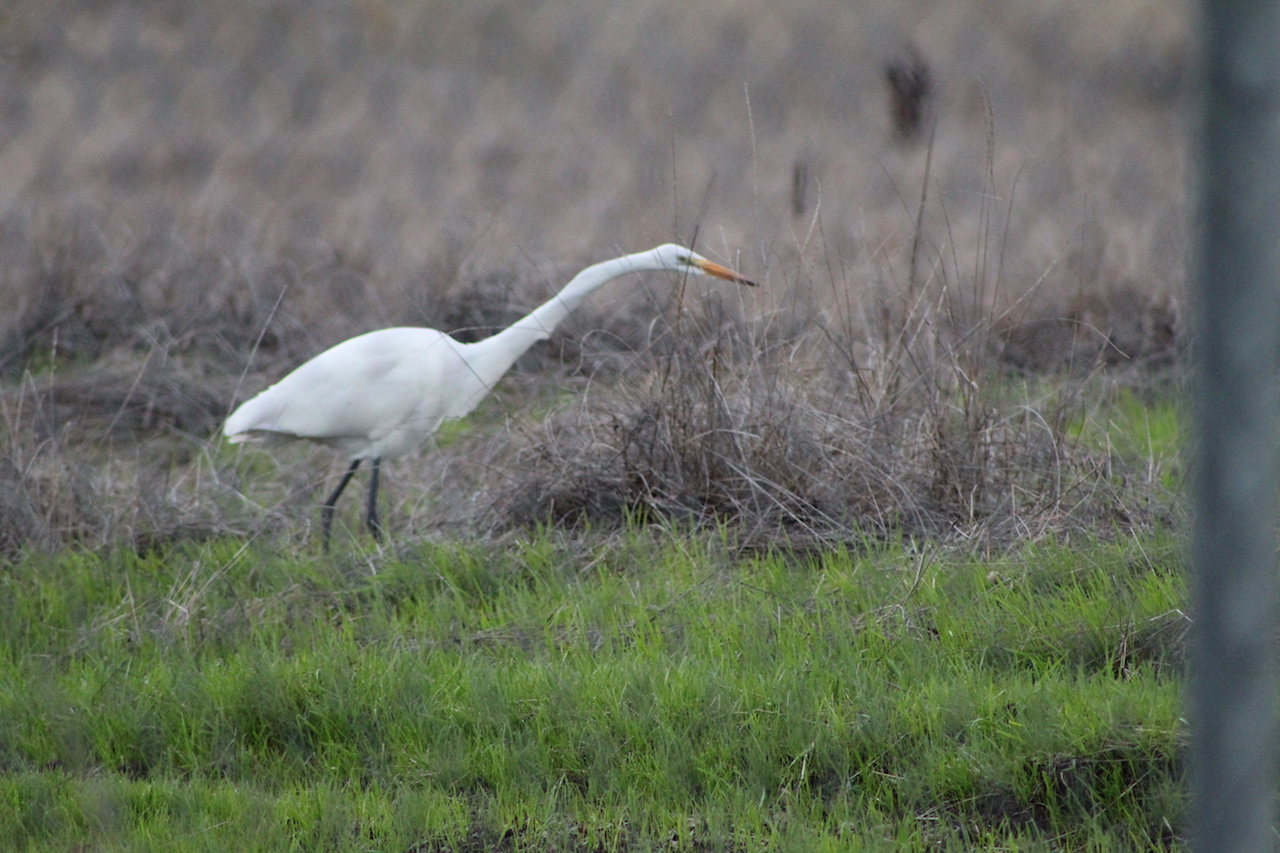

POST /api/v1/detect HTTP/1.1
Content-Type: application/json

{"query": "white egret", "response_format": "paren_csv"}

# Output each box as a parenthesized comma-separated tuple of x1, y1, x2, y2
(223, 244, 755, 549)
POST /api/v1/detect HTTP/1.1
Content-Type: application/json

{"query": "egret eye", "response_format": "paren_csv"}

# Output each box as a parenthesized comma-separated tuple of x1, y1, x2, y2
(676, 255, 692, 265)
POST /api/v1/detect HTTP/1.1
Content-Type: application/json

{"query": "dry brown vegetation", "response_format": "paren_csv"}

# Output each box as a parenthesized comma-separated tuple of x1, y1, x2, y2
(0, 0, 1189, 554)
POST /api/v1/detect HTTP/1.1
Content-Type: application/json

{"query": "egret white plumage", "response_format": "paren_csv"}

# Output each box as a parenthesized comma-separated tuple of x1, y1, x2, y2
(223, 244, 755, 549)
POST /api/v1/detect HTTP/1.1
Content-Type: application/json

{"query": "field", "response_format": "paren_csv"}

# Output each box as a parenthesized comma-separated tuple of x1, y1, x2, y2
(4, 531, 1186, 851)
(0, 1, 1192, 850)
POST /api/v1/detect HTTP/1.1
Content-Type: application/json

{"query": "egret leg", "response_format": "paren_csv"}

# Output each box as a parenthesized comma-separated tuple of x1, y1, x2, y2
(366, 457, 383, 542)
(321, 458, 362, 552)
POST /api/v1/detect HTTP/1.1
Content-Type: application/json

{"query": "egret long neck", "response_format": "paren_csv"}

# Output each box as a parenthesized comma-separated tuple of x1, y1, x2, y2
(462, 253, 647, 388)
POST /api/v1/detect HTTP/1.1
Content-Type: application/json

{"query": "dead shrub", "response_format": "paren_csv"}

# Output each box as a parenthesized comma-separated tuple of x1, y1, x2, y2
(480, 261, 1169, 550)
(0, 371, 256, 555)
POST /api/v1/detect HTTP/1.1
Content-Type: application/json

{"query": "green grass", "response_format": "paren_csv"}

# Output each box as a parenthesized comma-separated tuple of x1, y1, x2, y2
(1070, 387, 1184, 493)
(0, 528, 1186, 851)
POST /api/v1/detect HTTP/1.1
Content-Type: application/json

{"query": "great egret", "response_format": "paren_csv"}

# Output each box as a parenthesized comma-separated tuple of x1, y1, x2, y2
(223, 244, 755, 549)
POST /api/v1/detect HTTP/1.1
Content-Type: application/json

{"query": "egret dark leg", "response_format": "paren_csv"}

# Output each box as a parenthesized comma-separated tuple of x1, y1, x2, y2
(366, 457, 384, 542)
(321, 458, 362, 552)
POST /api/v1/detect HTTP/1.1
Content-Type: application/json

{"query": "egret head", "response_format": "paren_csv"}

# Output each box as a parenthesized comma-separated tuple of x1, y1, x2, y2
(648, 243, 757, 286)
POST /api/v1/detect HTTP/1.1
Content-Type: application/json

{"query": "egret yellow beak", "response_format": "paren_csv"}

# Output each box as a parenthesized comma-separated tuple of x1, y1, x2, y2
(691, 257, 757, 286)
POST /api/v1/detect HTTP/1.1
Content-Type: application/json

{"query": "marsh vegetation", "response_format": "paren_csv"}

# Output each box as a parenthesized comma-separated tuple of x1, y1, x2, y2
(0, 2, 1191, 849)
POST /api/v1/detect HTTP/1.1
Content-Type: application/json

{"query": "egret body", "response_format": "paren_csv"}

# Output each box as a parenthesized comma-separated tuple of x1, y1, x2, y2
(223, 244, 754, 548)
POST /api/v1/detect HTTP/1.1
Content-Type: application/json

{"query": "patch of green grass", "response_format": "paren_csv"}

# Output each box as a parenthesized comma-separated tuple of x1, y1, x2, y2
(0, 529, 1186, 851)
(1069, 387, 1184, 493)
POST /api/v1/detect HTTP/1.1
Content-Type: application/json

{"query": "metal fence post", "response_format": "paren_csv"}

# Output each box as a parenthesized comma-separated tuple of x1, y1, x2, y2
(1193, 2, 1280, 850)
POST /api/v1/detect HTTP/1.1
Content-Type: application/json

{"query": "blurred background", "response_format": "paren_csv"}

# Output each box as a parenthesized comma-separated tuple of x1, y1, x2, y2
(0, 0, 1191, 366)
